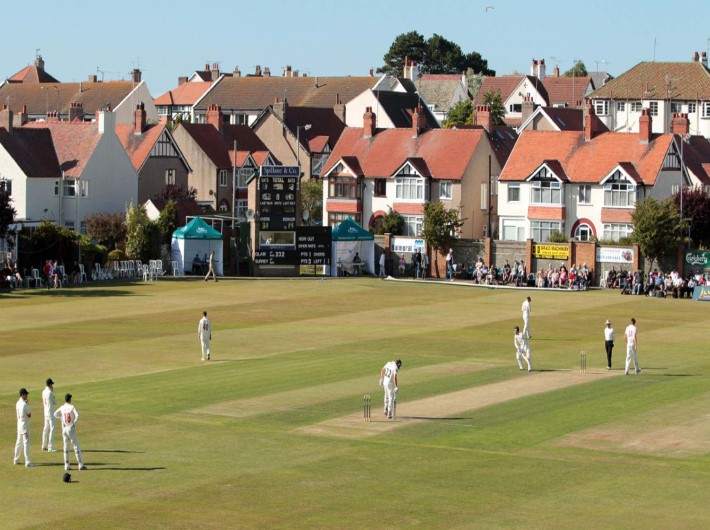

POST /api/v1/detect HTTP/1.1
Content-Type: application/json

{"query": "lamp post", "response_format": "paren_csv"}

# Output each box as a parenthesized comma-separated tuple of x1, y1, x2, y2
(296, 124, 312, 175)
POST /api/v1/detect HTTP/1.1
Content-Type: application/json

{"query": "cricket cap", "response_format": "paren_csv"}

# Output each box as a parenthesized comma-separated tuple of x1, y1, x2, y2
(65, 393, 72, 401)
(46, 378, 55, 386)
(605, 320, 611, 325)
(19, 388, 29, 395)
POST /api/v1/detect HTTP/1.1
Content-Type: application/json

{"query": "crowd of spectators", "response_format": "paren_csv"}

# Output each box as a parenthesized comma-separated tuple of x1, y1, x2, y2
(603, 267, 709, 298)
(1, 256, 23, 289)
(534, 263, 591, 290)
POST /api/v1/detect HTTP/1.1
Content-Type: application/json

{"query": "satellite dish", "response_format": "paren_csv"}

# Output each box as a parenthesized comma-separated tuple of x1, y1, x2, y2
(246, 209, 254, 219)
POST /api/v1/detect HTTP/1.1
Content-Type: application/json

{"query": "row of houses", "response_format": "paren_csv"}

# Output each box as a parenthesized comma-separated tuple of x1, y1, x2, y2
(1, 51, 709, 253)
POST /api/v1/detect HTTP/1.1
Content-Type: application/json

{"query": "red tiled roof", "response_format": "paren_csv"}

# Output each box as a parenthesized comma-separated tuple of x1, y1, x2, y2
(0, 127, 61, 178)
(323, 127, 486, 180)
(589, 61, 710, 100)
(153, 82, 212, 106)
(473, 76, 525, 105)
(420, 74, 464, 81)
(8, 65, 60, 84)
(115, 120, 168, 172)
(541, 76, 591, 107)
(23, 121, 102, 177)
(680, 136, 710, 185)
(500, 130, 674, 185)
(179, 123, 271, 169)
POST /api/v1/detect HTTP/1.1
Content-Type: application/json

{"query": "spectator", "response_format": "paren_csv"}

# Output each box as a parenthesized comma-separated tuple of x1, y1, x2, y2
(503, 260, 512, 284)
(536, 269, 546, 288)
(632, 270, 644, 295)
(446, 249, 454, 280)
(412, 249, 421, 279)
(398, 256, 406, 275)
(606, 266, 617, 289)
(559, 266, 568, 288)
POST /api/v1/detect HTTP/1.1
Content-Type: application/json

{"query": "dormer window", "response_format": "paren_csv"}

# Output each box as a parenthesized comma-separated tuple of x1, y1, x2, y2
(530, 167, 562, 205)
(603, 171, 636, 207)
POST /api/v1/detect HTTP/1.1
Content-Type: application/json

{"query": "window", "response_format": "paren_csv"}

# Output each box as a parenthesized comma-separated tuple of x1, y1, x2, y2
(481, 184, 488, 210)
(594, 100, 609, 116)
(702, 102, 710, 118)
(54, 180, 60, 196)
(219, 170, 228, 187)
(491, 175, 498, 197)
(670, 102, 683, 114)
(165, 169, 176, 185)
(688, 102, 697, 114)
(328, 212, 361, 228)
(509, 103, 522, 113)
(616, 101, 626, 112)
(530, 169, 562, 204)
(574, 224, 592, 241)
(649, 101, 658, 116)
(439, 181, 452, 200)
(502, 219, 525, 241)
(0, 179, 11, 196)
(237, 167, 255, 188)
(603, 172, 635, 207)
(402, 215, 423, 237)
(395, 177, 424, 200)
(63, 179, 77, 197)
(578, 184, 591, 205)
(508, 183, 520, 202)
(236, 199, 248, 218)
(329, 176, 360, 198)
(374, 178, 387, 197)
(630, 102, 643, 112)
(531, 220, 563, 242)
(603, 223, 633, 241)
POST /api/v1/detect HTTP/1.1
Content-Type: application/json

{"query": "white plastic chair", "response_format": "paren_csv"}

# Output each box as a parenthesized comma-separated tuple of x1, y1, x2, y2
(78, 264, 88, 283)
(57, 265, 67, 287)
(31, 268, 44, 288)
(171, 261, 180, 276)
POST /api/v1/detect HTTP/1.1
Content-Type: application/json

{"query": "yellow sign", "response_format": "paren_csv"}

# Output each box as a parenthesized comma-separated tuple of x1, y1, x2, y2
(532, 244, 569, 260)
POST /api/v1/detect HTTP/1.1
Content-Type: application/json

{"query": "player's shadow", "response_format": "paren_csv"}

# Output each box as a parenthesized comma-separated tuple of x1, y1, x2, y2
(403, 416, 470, 421)
(83, 449, 145, 454)
(83, 462, 166, 471)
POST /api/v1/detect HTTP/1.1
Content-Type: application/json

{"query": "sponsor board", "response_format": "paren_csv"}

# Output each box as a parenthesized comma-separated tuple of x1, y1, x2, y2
(532, 243, 569, 260)
(692, 286, 710, 301)
(685, 252, 710, 267)
(596, 247, 634, 264)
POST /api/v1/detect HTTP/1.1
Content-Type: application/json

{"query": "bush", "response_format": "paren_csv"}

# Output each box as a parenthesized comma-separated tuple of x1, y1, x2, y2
(547, 230, 568, 243)
(107, 249, 128, 262)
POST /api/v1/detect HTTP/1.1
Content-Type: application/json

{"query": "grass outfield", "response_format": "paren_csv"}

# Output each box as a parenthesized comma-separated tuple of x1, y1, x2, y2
(1, 278, 709, 529)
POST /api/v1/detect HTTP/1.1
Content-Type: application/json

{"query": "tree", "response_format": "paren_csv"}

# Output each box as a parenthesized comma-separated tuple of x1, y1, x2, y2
(85, 212, 126, 250)
(157, 200, 179, 245)
(481, 90, 506, 126)
(154, 184, 197, 201)
(674, 187, 710, 248)
(378, 31, 427, 77)
(443, 99, 474, 128)
(381, 208, 404, 235)
(379, 31, 495, 77)
(0, 188, 17, 251)
(300, 179, 323, 226)
(564, 60, 588, 77)
(125, 202, 157, 261)
(421, 201, 464, 278)
(631, 197, 685, 270)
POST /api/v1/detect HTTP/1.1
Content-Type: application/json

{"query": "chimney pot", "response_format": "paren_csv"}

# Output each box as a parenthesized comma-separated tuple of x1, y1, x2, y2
(363, 107, 376, 138)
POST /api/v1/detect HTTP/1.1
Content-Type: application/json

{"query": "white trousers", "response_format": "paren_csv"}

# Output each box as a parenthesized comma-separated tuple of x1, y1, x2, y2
(522, 316, 531, 339)
(625, 345, 640, 374)
(14, 430, 30, 464)
(516, 348, 532, 370)
(43, 415, 56, 450)
(62, 426, 83, 467)
(200, 335, 211, 360)
(383, 381, 396, 415)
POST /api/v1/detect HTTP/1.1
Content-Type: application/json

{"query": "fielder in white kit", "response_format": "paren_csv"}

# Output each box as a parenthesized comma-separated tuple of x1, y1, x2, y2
(624, 317, 641, 375)
(379, 359, 401, 419)
(514, 326, 532, 371)
(198, 311, 212, 361)
(54, 393, 86, 471)
(42, 377, 57, 452)
(521, 296, 532, 339)
(14, 388, 34, 467)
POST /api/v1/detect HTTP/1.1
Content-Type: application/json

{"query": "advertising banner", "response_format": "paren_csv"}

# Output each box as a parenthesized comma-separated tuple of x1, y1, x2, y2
(685, 252, 710, 268)
(596, 247, 634, 264)
(532, 244, 569, 260)
(692, 286, 710, 301)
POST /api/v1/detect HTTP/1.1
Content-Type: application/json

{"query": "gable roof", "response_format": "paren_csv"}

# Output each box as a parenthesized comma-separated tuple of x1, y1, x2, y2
(195, 76, 384, 111)
(323, 127, 486, 180)
(473, 75, 528, 106)
(500, 130, 675, 185)
(678, 135, 710, 185)
(414, 76, 468, 111)
(372, 90, 439, 129)
(0, 127, 61, 178)
(254, 105, 346, 155)
(519, 106, 606, 132)
(153, 82, 213, 106)
(0, 80, 146, 117)
(542, 76, 592, 107)
(23, 120, 103, 177)
(589, 61, 710, 100)
(178, 122, 271, 168)
(8, 64, 60, 84)
(115, 118, 189, 173)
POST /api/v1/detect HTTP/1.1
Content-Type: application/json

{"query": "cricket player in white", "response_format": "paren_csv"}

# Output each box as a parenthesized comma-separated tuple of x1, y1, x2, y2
(514, 326, 532, 371)
(521, 296, 532, 339)
(624, 317, 641, 375)
(42, 378, 57, 452)
(379, 359, 401, 419)
(54, 393, 86, 471)
(198, 310, 212, 361)
(14, 388, 34, 467)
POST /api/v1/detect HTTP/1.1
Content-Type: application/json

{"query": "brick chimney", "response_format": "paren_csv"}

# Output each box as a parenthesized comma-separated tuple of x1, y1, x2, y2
(178, 76, 188, 86)
(554, 65, 560, 77)
(476, 105, 492, 132)
(702, 52, 708, 68)
(255, 65, 262, 76)
(87, 74, 97, 83)
(131, 68, 142, 83)
(272, 97, 287, 120)
(134, 103, 146, 135)
(639, 109, 652, 144)
(206, 104, 223, 131)
(412, 102, 426, 135)
(522, 95, 535, 123)
(211, 63, 220, 81)
(12, 105, 28, 127)
(584, 100, 596, 141)
(671, 112, 690, 137)
(69, 102, 84, 122)
(35, 54, 45, 71)
(692, 51, 700, 62)
(363, 107, 376, 138)
(233, 66, 241, 77)
(369, 68, 374, 77)
(0, 105, 13, 134)
(264, 67, 271, 77)
(284, 65, 292, 77)
(47, 110, 60, 122)
(334, 93, 346, 123)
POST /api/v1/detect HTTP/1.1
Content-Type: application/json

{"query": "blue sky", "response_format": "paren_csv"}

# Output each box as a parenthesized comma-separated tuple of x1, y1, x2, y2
(2, 0, 709, 97)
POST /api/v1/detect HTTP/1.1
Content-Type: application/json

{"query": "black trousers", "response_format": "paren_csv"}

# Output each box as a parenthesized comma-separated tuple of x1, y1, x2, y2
(605, 340, 614, 368)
